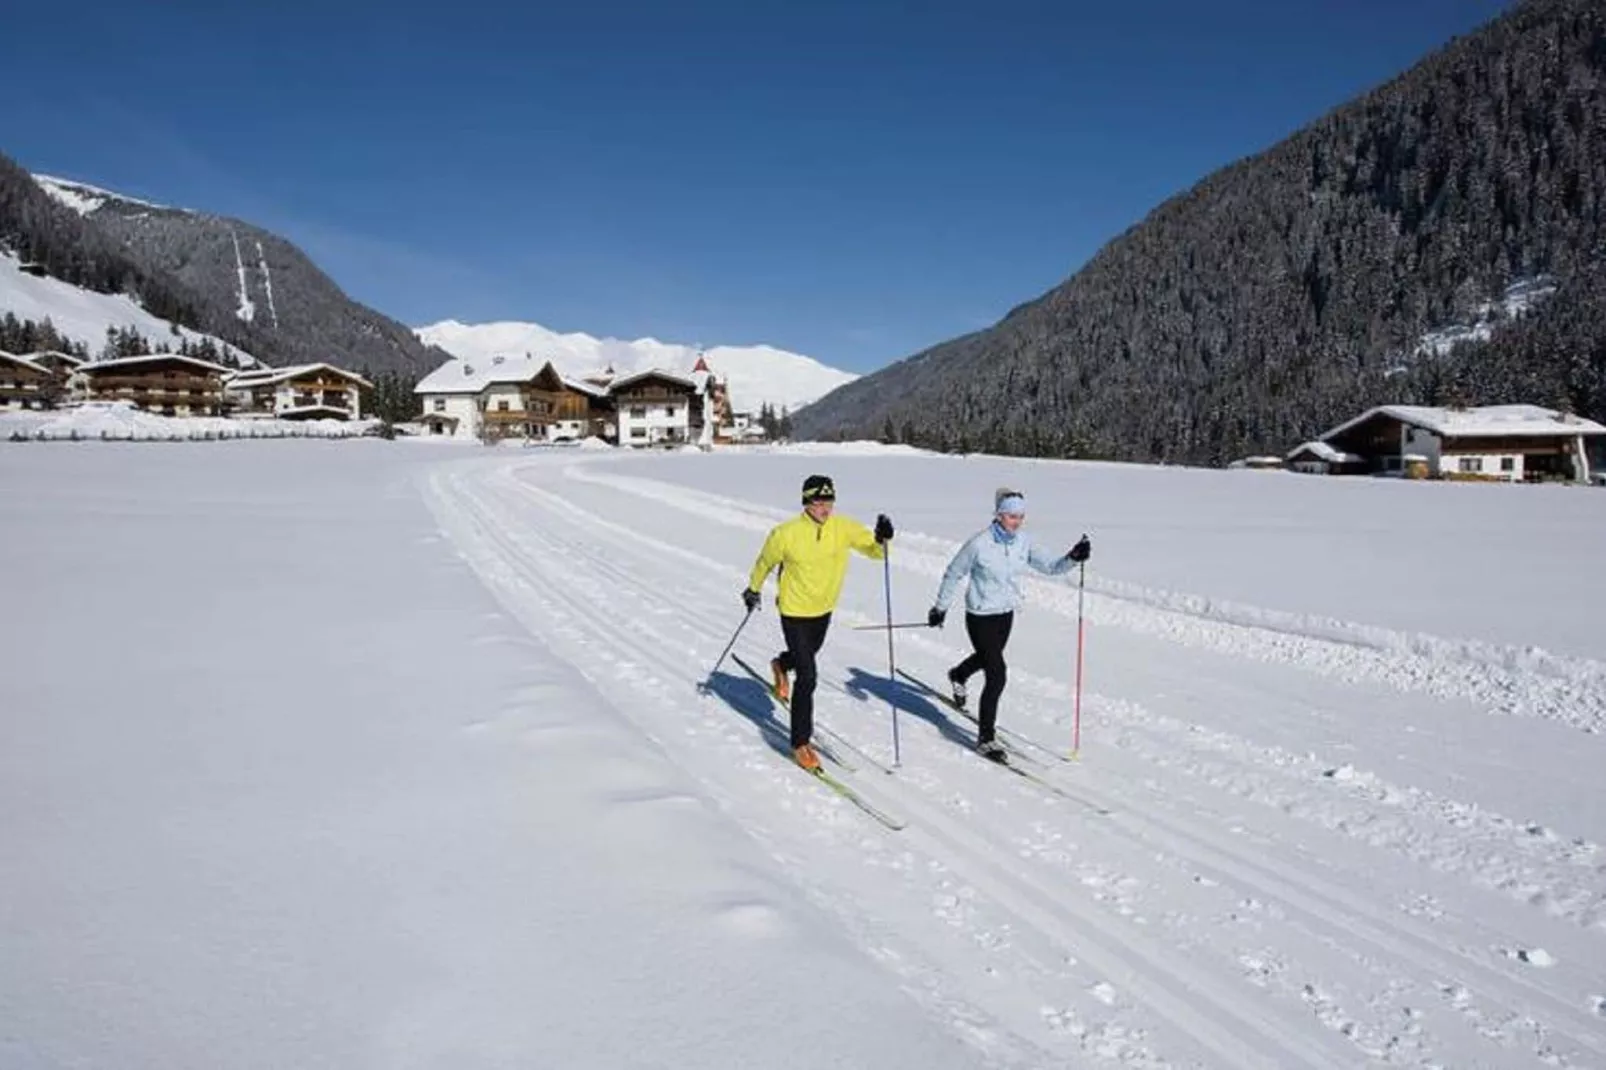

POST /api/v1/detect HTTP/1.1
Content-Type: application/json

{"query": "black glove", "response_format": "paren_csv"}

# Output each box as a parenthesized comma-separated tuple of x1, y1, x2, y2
(1068, 535, 1091, 563)
(927, 606, 946, 629)
(874, 513, 894, 544)
(742, 588, 761, 611)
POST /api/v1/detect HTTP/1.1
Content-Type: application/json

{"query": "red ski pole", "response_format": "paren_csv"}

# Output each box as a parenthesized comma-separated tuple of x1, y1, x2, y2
(1071, 561, 1086, 759)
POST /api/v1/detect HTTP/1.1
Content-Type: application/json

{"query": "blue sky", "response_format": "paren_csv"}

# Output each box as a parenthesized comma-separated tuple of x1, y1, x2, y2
(7, 0, 1513, 372)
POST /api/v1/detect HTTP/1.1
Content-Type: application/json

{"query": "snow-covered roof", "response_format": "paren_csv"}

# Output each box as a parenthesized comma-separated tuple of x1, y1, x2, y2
(225, 363, 372, 389)
(79, 353, 235, 375)
(608, 368, 698, 392)
(1286, 440, 1364, 463)
(414, 355, 550, 395)
(1322, 404, 1606, 442)
(20, 350, 85, 367)
(0, 350, 51, 375)
(562, 377, 608, 399)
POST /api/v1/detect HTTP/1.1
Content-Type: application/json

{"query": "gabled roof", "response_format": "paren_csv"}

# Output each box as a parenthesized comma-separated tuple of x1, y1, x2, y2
(607, 368, 698, 392)
(20, 349, 85, 367)
(78, 353, 234, 375)
(1320, 404, 1606, 442)
(1286, 440, 1364, 464)
(225, 362, 373, 389)
(0, 350, 51, 375)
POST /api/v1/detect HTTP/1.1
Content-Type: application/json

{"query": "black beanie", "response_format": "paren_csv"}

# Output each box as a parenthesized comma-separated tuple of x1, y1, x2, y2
(801, 474, 836, 503)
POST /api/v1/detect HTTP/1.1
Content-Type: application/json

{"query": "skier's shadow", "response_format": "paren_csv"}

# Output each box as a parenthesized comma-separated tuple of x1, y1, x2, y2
(698, 671, 793, 759)
(842, 668, 974, 749)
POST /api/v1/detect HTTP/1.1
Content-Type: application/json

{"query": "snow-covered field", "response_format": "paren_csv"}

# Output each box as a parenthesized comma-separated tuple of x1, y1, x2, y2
(4, 441, 1605, 1068)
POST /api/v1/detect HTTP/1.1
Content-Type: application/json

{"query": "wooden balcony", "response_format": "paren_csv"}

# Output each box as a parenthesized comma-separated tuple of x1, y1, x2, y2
(83, 374, 222, 392)
(291, 394, 351, 410)
(613, 387, 691, 403)
(483, 408, 549, 426)
(90, 387, 224, 405)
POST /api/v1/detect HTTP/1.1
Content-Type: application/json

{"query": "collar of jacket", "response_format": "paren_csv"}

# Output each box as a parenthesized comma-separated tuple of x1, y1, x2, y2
(990, 519, 1017, 546)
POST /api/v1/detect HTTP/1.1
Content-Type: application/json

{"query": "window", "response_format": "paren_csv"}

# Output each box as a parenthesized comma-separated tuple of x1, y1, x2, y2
(631, 427, 646, 438)
(497, 398, 510, 412)
(664, 406, 677, 417)
(1500, 457, 1515, 472)
(1458, 457, 1483, 473)
(630, 406, 646, 418)
(433, 398, 445, 412)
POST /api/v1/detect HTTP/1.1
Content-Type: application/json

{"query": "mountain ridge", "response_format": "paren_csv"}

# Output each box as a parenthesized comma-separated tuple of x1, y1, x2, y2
(0, 155, 450, 379)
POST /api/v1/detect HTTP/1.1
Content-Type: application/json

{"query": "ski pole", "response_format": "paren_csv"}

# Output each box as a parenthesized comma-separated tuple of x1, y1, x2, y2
(1071, 560, 1086, 760)
(883, 547, 901, 767)
(701, 606, 754, 692)
(851, 621, 933, 631)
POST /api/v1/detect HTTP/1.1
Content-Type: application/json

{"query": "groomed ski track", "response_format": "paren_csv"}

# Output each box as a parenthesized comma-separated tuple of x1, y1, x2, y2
(424, 451, 1606, 1070)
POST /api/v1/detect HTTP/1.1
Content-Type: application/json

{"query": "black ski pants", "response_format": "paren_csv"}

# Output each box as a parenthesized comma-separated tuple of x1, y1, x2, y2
(777, 612, 832, 748)
(951, 611, 1015, 743)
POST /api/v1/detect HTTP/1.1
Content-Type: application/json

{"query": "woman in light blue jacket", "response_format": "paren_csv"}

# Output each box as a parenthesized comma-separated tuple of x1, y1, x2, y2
(927, 488, 1090, 761)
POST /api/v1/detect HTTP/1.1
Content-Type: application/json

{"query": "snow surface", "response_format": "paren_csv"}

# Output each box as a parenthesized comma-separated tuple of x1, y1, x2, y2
(415, 318, 856, 414)
(6, 440, 1606, 1068)
(33, 174, 175, 216)
(0, 252, 258, 367)
(231, 230, 256, 324)
(0, 442, 989, 1070)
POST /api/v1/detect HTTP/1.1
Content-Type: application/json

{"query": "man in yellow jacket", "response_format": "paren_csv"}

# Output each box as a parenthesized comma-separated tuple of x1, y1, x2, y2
(744, 474, 894, 771)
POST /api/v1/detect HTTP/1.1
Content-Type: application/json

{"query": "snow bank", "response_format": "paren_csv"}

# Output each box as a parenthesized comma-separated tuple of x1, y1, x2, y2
(1, 402, 376, 442)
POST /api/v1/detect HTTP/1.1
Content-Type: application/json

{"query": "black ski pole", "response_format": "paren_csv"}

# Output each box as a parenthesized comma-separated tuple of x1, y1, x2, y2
(700, 606, 754, 692)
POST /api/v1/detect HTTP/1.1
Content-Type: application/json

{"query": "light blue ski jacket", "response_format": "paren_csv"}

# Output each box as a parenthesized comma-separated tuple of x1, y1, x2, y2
(934, 522, 1075, 616)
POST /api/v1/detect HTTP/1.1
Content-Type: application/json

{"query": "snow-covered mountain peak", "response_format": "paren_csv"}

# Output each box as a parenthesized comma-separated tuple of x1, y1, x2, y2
(415, 318, 856, 414)
(33, 174, 180, 217)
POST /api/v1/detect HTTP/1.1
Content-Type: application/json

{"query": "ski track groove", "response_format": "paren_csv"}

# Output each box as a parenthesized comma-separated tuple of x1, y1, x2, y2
(423, 456, 1606, 1069)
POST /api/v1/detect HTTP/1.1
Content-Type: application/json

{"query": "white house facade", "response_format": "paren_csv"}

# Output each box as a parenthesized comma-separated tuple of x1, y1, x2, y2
(608, 370, 700, 447)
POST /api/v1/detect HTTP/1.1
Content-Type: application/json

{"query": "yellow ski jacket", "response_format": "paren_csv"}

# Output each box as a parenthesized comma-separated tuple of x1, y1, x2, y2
(748, 512, 884, 618)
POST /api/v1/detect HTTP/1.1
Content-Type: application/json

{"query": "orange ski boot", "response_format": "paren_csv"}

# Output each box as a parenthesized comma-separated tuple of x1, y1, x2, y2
(770, 657, 791, 702)
(793, 743, 822, 772)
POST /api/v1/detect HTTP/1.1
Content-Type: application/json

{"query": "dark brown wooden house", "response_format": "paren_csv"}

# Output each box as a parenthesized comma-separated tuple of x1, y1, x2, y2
(75, 354, 233, 417)
(478, 361, 601, 442)
(0, 351, 57, 410)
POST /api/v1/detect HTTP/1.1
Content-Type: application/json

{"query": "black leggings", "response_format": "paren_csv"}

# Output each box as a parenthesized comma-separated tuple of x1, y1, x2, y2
(777, 613, 832, 748)
(951, 611, 1014, 743)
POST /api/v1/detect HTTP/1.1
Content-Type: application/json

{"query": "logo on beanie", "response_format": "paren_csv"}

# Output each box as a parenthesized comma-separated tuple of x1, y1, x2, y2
(801, 475, 836, 503)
